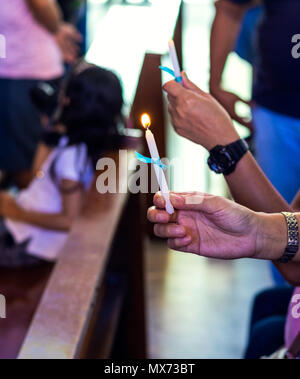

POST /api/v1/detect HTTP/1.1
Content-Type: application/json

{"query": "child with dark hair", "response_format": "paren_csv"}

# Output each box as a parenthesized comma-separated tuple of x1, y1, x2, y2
(0, 61, 124, 267)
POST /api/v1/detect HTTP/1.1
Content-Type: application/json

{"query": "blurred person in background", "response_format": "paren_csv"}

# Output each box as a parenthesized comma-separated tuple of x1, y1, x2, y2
(210, 0, 300, 204)
(234, 4, 262, 69)
(0, 62, 125, 267)
(210, 0, 300, 284)
(0, 0, 81, 188)
(57, 0, 87, 54)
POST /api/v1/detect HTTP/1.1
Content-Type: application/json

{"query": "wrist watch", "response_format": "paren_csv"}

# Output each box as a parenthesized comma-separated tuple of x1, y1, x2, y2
(207, 139, 249, 176)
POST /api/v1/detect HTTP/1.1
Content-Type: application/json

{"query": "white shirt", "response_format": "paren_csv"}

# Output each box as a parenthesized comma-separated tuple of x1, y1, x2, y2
(5, 138, 94, 261)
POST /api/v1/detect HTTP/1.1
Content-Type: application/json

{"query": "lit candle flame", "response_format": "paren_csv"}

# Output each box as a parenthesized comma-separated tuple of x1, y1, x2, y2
(141, 113, 151, 129)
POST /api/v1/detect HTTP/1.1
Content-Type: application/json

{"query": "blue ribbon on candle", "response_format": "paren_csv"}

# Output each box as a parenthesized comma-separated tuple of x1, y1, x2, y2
(159, 65, 182, 83)
(135, 151, 168, 171)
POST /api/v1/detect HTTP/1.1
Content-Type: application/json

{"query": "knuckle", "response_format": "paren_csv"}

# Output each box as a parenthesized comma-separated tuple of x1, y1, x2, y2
(166, 224, 174, 236)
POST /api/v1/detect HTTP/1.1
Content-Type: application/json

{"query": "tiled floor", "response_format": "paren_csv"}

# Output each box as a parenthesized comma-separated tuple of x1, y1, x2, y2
(145, 238, 272, 359)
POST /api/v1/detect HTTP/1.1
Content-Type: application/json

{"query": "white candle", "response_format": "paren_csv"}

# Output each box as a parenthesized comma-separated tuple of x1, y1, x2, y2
(145, 128, 174, 215)
(168, 39, 182, 82)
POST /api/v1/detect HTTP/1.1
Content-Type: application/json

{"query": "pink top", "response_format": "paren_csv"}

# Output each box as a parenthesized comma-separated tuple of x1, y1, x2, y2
(285, 287, 300, 349)
(0, 0, 63, 80)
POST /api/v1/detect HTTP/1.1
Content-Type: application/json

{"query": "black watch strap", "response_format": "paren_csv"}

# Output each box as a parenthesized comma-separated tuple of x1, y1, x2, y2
(225, 139, 249, 163)
(208, 139, 249, 176)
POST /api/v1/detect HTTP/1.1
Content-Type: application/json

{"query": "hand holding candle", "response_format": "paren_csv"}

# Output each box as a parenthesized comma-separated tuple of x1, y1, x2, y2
(141, 114, 174, 215)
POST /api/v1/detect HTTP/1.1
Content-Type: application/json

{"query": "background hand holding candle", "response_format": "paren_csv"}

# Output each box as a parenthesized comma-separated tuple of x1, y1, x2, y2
(163, 75, 240, 151)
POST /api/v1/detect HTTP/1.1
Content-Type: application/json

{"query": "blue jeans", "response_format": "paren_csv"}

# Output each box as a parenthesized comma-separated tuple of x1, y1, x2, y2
(0, 78, 42, 171)
(253, 106, 300, 204)
(244, 286, 294, 359)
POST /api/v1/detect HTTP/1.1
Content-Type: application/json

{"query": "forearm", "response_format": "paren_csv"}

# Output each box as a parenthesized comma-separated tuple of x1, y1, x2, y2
(26, 0, 62, 34)
(210, 1, 246, 91)
(16, 208, 73, 232)
(225, 153, 299, 283)
(225, 153, 300, 285)
(226, 152, 292, 213)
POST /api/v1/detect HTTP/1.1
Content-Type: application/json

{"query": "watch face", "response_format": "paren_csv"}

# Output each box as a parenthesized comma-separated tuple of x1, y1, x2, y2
(208, 159, 222, 174)
(208, 147, 235, 174)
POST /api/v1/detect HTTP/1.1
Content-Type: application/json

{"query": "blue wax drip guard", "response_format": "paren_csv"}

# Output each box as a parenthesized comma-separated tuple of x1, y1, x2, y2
(159, 65, 182, 83)
(135, 151, 168, 170)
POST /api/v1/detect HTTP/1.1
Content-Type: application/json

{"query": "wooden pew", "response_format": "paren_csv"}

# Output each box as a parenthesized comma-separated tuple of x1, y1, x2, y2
(0, 0, 183, 359)
(18, 151, 147, 359)
(0, 264, 53, 359)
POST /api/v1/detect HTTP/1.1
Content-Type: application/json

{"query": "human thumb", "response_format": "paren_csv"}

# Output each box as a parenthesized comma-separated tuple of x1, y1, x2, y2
(170, 192, 218, 213)
(181, 72, 205, 95)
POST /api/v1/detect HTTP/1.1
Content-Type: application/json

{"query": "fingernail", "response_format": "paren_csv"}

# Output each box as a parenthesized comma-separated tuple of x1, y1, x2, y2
(155, 191, 164, 203)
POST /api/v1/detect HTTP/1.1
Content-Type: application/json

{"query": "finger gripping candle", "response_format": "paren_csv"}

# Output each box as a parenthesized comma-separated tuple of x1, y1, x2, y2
(141, 114, 174, 215)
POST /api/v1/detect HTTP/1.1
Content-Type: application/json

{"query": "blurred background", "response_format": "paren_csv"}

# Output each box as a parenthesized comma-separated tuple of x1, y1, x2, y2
(0, 0, 276, 359)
